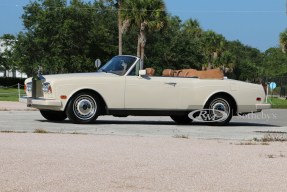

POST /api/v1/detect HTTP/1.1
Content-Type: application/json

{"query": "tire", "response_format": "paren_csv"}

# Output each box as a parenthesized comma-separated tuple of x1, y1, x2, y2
(170, 114, 192, 125)
(66, 92, 100, 124)
(40, 110, 67, 122)
(204, 96, 233, 126)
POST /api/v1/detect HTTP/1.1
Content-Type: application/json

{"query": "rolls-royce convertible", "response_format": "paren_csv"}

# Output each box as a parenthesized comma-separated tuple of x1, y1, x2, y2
(20, 55, 271, 125)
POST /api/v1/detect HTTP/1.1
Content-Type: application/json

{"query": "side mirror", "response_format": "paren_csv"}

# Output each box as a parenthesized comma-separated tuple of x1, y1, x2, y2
(139, 69, 147, 76)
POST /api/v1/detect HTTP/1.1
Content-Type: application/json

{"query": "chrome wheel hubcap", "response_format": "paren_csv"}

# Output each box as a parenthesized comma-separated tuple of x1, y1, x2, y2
(210, 98, 230, 120)
(73, 95, 97, 120)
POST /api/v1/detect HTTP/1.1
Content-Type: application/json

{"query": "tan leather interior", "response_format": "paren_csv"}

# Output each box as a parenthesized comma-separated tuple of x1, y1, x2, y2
(162, 69, 174, 77)
(196, 69, 224, 79)
(182, 69, 198, 77)
(146, 68, 155, 76)
(173, 70, 181, 77)
(178, 70, 189, 77)
(162, 68, 224, 79)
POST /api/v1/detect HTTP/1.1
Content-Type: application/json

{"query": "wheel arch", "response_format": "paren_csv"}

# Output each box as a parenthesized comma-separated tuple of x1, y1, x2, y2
(64, 89, 108, 115)
(204, 92, 238, 115)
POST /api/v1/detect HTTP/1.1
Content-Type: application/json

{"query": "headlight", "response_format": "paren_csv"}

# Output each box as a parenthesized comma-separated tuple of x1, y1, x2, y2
(26, 82, 32, 93)
(42, 82, 52, 93)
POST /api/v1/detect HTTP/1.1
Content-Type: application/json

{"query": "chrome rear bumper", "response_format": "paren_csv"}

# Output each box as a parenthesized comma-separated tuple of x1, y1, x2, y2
(256, 103, 271, 110)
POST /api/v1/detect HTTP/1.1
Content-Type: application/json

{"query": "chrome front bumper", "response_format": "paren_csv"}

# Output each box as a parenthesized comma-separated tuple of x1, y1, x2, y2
(19, 97, 62, 107)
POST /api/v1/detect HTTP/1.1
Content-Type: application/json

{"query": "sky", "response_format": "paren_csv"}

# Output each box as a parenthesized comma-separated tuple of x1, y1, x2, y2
(0, 0, 286, 52)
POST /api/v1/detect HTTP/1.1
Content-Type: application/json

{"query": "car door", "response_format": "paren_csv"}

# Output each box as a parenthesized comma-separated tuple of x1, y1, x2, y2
(124, 75, 179, 110)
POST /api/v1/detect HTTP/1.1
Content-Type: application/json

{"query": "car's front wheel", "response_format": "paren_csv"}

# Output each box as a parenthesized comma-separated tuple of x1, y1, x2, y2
(66, 92, 100, 124)
(40, 110, 67, 122)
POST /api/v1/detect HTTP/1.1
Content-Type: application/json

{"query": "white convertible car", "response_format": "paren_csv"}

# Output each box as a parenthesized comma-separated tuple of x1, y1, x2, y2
(20, 55, 270, 125)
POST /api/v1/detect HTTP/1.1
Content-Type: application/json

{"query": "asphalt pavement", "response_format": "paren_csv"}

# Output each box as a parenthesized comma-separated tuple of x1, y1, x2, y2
(0, 106, 286, 140)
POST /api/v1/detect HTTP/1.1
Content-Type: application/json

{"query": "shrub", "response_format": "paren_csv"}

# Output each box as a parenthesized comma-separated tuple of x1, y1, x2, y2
(0, 77, 25, 87)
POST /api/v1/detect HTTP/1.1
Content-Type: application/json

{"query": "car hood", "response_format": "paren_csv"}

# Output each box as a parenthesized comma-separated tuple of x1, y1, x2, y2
(25, 72, 118, 83)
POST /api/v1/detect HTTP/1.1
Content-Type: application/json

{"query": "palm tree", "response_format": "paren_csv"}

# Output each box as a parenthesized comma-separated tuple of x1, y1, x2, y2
(202, 30, 225, 69)
(117, 0, 123, 55)
(182, 19, 203, 39)
(105, 0, 125, 55)
(280, 29, 287, 53)
(118, 0, 123, 55)
(217, 51, 235, 73)
(121, 0, 166, 64)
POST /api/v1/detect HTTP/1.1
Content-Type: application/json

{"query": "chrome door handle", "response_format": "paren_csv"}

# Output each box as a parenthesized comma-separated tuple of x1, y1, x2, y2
(165, 82, 177, 86)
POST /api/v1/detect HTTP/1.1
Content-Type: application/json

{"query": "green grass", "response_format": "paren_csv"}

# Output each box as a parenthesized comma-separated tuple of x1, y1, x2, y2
(267, 97, 287, 109)
(0, 88, 25, 102)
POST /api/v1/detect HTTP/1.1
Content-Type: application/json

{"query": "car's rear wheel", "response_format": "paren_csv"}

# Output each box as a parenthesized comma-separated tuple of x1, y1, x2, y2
(40, 110, 67, 122)
(204, 96, 233, 126)
(170, 114, 192, 124)
(66, 92, 100, 124)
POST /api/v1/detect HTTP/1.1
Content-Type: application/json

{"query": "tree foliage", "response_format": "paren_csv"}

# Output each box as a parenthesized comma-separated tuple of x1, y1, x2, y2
(201, 30, 226, 69)
(144, 16, 204, 74)
(13, 0, 118, 76)
(121, 0, 167, 64)
(280, 29, 287, 53)
(2, 0, 285, 82)
(263, 48, 287, 77)
(0, 34, 16, 77)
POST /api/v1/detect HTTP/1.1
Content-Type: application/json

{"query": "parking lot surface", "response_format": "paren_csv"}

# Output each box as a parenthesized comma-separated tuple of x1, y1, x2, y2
(0, 109, 287, 140)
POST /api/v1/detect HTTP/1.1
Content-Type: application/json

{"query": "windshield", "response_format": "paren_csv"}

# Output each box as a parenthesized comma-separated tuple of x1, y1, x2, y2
(99, 56, 137, 75)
